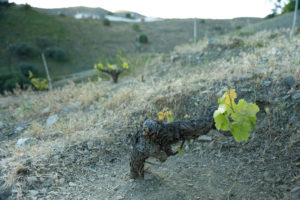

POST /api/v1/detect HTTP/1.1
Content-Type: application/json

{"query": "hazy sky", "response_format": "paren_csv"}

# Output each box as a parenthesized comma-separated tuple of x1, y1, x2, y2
(11, 0, 279, 19)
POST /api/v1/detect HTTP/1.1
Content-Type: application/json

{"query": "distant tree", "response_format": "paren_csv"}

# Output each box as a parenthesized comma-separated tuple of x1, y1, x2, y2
(283, 0, 300, 13)
(125, 12, 132, 19)
(103, 18, 110, 26)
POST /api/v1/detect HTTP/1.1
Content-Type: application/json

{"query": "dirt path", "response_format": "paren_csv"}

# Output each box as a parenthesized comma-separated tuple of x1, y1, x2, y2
(45, 131, 283, 200)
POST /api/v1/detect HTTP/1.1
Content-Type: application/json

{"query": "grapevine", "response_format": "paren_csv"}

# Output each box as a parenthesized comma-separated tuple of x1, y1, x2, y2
(213, 89, 259, 142)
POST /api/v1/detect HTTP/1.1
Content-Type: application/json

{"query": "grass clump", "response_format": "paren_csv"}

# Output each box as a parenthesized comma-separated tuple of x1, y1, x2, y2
(9, 42, 37, 58)
(44, 47, 67, 61)
(132, 23, 140, 32)
(138, 34, 148, 44)
(103, 18, 110, 26)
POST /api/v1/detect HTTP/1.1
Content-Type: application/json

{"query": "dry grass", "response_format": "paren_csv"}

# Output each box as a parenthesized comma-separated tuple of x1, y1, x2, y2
(0, 28, 299, 198)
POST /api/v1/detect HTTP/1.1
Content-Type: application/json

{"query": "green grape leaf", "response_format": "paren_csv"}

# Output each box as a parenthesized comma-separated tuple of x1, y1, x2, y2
(248, 103, 260, 117)
(167, 114, 174, 122)
(178, 148, 184, 155)
(213, 89, 259, 143)
(231, 122, 252, 142)
(187, 140, 191, 145)
(214, 113, 230, 131)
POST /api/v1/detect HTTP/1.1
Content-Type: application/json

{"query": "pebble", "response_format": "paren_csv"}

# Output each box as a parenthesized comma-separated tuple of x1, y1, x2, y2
(29, 190, 39, 196)
(197, 135, 212, 142)
(16, 138, 37, 148)
(263, 81, 272, 87)
(41, 106, 50, 114)
(62, 105, 73, 112)
(46, 115, 59, 126)
(291, 187, 300, 200)
(292, 93, 300, 100)
(16, 126, 24, 132)
(283, 76, 296, 87)
(69, 182, 76, 187)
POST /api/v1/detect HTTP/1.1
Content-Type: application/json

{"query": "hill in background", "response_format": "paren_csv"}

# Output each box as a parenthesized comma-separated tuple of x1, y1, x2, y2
(0, 5, 261, 80)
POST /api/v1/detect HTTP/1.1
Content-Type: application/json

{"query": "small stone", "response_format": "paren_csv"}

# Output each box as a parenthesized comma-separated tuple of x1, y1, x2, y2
(71, 101, 82, 108)
(170, 55, 179, 62)
(197, 135, 212, 142)
(58, 178, 65, 185)
(16, 138, 37, 148)
(200, 90, 210, 94)
(46, 115, 59, 126)
(283, 76, 296, 87)
(292, 93, 300, 100)
(83, 149, 89, 154)
(68, 182, 76, 187)
(41, 106, 50, 114)
(241, 88, 252, 92)
(291, 187, 300, 200)
(207, 38, 220, 47)
(115, 195, 124, 200)
(62, 105, 73, 112)
(282, 95, 290, 100)
(263, 81, 272, 87)
(87, 141, 94, 150)
(16, 126, 24, 132)
(27, 176, 38, 184)
(0, 189, 11, 199)
(29, 190, 39, 196)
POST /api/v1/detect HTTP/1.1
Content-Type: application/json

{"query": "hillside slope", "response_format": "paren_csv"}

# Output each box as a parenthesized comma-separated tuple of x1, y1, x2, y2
(34, 6, 110, 18)
(0, 5, 261, 78)
(0, 28, 299, 199)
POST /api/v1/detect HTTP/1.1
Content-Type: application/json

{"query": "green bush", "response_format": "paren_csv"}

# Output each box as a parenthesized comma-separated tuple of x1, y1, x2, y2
(44, 47, 67, 61)
(0, 71, 30, 93)
(126, 13, 132, 19)
(132, 23, 140, 32)
(283, 0, 299, 14)
(17, 63, 39, 77)
(200, 19, 205, 24)
(35, 37, 52, 50)
(9, 42, 38, 58)
(23, 3, 31, 10)
(103, 18, 110, 26)
(138, 34, 148, 44)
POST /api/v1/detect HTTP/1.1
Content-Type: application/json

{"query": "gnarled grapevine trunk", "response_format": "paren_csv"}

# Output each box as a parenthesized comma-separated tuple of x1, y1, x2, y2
(99, 69, 123, 83)
(130, 106, 217, 179)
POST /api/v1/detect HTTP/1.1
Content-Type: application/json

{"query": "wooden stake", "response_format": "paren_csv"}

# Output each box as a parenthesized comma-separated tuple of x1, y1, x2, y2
(290, 0, 299, 41)
(41, 53, 53, 90)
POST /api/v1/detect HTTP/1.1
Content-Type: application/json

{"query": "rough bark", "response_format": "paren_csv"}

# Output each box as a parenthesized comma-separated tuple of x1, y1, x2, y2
(130, 106, 217, 179)
(100, 69, 123, 83)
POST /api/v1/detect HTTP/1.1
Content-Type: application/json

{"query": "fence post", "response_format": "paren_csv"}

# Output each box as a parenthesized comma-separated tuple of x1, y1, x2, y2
(41, 53, 53, 90)
(290, 0, 299, 40)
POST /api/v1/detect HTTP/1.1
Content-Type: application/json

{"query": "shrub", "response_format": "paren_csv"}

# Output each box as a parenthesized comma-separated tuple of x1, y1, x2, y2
(132, 23, 140, 32)
(138, 34, 148, 44)
(17, 63, 39, 77)
(283, 0, 300, 14)
(214, 26, 222, 31)
(23, 3, 31, 10)
(35, 37, 52, 50)
(44, 47, 67, 61)
(200, 19, 205, 24)
(125, 13, 132, 19)
(103, 18, 110, 26)
(9, 42, 37, 58)
(0, 71, 30, 93)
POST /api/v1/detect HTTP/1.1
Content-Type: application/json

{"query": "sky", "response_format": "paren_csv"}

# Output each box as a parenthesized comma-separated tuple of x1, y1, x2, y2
(11, 0, 280, 19)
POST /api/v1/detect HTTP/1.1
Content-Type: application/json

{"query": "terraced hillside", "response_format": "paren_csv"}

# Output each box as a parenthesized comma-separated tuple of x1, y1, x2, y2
(0, 28, 299, 199)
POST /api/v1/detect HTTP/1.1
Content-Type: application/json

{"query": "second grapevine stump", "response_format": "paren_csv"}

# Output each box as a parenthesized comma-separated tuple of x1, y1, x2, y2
(130, 106, 217, 179)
